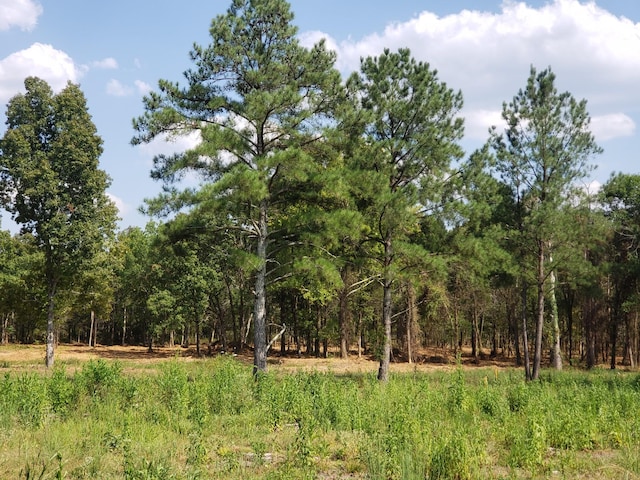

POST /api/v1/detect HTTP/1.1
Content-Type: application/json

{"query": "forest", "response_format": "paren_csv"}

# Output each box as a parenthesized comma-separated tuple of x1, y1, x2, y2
(0, 0, 638, 382)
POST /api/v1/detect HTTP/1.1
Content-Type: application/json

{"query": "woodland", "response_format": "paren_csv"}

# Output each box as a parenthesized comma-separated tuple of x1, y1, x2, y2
(0, 0, 638, 382)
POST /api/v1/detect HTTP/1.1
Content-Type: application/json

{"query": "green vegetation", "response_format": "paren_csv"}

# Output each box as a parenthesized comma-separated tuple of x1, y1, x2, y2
(0, 356, 639, 479)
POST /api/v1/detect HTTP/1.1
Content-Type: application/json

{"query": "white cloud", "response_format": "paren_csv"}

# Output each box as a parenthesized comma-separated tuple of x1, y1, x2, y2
(298, 30, 339, 55)
(590, 113, 635, 142)
(134, 80, 152, 95)
(328, 0, 640, 114)
(137, 130, 202, 161)
(0, 43, 80, 105)
(106, 192, 128, 216)
(106, 79, 133, 97)
(463, 109, 505, 140)
(92, 58, 118, 69)
(0, 0, 42, 31)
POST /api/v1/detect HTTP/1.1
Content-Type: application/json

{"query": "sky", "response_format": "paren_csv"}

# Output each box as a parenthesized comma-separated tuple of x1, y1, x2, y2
(1, 0, 639, 232)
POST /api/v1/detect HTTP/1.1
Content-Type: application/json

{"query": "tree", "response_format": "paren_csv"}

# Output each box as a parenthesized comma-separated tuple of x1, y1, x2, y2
(132, 0, 342, 373)
(0, 77, 117, 367)
(0, 230, 40, 344)
(346, 48, 464, 381)
(601, 173, 640, 368)
(488, 67, 602, 380)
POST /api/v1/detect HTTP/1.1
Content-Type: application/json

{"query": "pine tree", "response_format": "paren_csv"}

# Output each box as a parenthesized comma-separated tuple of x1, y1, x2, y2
(345, 48, 464, 381)
(132, 0, 342, 373)
(489, 67, 602, 379)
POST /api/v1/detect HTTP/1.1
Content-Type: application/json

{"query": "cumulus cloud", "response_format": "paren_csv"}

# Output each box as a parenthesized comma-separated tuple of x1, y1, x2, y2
(106, 192, 128, 216)
(298, 30, 339, 55)
(326, 0, 640, 116)
(590, 113, 635, 142)
(137, 130, 202, 160)
(134, 80, 152, 95)
(106, 79, 133, 97)
(0, 43, 80, 105)
(92, 58, 118, 69)
(0, 0, 42, 31)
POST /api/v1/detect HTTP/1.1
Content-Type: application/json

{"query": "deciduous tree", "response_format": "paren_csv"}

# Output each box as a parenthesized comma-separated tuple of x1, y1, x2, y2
(0, 77, 117, 367)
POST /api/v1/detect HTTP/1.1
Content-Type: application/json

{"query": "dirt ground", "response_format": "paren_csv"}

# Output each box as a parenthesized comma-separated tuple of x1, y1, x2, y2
(0, 343, 518, 374)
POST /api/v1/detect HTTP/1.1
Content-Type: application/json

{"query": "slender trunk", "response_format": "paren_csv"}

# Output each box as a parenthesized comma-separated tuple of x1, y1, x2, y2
(45, 279, 57, 369)
(279, 293, 287, 355)
(511, 297, 521, 365)
(406, 283, 415, 364)
(453, 305, 460, 356)
(226, 279, 238, 347)
(565, 288, 574, 362)
(378, 237, 393, 382)
(549, 265, 562, 370)
(532, 241, 545, 381)
(585, 298, 596, 369)
(195, 317, 201, 356)
(521, 280, 531, 380)
(357, 310, 362, 359)
(253, 200, 268, 374)
(1, 312, 9, 345)
(292, 295, 301, 356)
(610, 314, 618, 370)
(339, 269, 350, 359)
(122, 306, 127, 346)
(89, 310, 95, 347)
(315, 307, 321, 358)
(471, 297, 480, 363)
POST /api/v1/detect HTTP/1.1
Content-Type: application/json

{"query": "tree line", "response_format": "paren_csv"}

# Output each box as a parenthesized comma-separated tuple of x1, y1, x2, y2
(0, 0, 637, 381)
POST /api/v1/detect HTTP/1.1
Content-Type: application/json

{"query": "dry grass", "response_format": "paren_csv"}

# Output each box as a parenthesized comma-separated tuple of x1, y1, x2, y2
(0, 342, 519, 377)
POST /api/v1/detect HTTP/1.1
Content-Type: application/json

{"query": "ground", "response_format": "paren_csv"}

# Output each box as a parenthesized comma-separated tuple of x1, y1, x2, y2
(0, 343, 518, 374)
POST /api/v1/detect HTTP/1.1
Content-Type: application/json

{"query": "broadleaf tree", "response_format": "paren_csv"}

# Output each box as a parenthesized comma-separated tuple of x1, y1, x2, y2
(0, 77, 117, 367)
(132, 0, 343, 373)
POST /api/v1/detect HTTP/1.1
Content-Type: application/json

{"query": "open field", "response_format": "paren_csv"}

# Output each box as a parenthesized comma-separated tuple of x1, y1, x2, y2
(1, 344, 639, 479)
(0, 343, 515, 373)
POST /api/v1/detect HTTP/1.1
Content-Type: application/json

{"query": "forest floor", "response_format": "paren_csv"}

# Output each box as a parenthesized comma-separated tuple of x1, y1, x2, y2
(0, 342, 522, 374)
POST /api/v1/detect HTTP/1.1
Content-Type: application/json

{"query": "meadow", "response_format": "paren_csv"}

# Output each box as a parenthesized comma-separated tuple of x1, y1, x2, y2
(1, 346, 640, 479)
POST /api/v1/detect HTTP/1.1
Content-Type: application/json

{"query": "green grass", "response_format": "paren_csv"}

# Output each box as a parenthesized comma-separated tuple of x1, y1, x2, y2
(1, 357, 640, 478)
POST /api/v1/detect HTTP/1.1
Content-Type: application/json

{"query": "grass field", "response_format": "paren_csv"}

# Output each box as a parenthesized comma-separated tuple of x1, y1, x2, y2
(1, 344, 640, 479)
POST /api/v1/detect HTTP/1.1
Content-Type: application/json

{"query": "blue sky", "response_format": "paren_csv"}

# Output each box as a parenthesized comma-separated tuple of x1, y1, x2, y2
(1, 0, 639, 232)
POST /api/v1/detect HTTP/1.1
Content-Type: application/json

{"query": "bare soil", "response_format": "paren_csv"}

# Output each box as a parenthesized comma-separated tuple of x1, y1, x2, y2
(0, 343, 518, 374)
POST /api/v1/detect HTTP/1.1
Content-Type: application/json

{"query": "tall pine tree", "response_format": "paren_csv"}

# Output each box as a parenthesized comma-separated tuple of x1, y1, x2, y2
(132, 0, 342, 373)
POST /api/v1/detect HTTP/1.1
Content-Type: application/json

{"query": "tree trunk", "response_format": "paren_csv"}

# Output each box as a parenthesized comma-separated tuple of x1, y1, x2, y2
(378, 238, 393, 382)
(521, 280, 531, 380)
(549, 265, 562, 370)
(406, 283, 416, 364)
(564, 288, 574, 362)
(195, 317, 201, 357)
(609, 314, 618, 370)
(253, 200, 268, 374)
(1, 313, 9, 345)
(122, 306, 127, 346)
(226, 279, 238, 348)
(357, 310, 362, 359)
(532, 241, 545, 380)
(510, 296, 521, 366)
(585, 298, 596, 369)
(339, 269, 350, 359)
(45, 280, 57, 368)
(89, 310, 95, 347)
